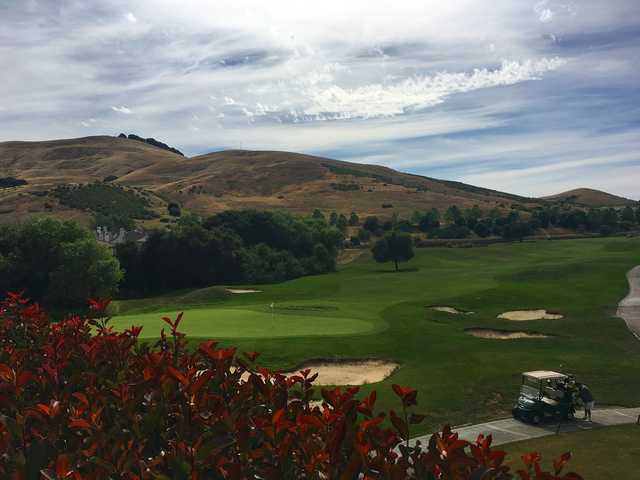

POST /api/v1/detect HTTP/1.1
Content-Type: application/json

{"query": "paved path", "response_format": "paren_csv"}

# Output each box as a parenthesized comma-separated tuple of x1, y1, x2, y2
(410, 407, 640, 447)
(617, 265, 640, 339)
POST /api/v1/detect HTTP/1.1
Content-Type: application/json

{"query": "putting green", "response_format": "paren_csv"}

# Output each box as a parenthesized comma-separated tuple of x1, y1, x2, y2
(110, 307, 373, 339)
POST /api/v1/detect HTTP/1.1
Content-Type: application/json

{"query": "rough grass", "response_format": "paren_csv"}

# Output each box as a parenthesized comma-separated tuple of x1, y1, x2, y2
(112, 237, 640, 435)
(503, 425, 640, 478)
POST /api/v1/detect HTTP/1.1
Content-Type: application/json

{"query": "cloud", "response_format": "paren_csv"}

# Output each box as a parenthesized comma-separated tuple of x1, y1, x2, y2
(539, 9, 553, 22)
(111, 106, 133, 114)
(302, 58, 566, 119)
(0, 0, 639, 199)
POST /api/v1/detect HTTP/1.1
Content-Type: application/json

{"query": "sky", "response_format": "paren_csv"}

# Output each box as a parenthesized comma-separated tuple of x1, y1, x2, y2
(1, 0, 639, 199)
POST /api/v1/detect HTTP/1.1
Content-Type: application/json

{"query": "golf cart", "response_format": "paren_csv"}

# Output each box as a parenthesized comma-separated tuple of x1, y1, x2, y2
(512, 371, 575, 424)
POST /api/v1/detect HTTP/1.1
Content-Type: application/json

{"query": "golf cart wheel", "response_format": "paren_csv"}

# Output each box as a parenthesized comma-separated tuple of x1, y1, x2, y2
(531, 414, 542, 425)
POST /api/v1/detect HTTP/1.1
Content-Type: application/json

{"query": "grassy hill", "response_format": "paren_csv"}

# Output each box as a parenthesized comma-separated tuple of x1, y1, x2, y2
(2, 135, 630, 227)
(544, 188, 635, 207)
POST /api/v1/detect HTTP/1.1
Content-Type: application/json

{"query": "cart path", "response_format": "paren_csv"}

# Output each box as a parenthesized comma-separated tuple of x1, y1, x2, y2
(617, 265, 640, 339)
(409, 407, 640, 447)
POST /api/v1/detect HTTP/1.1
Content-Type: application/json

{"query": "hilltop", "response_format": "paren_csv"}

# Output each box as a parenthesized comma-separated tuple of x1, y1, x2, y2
(0, 135, 546, 227)
(2, 135, 632, 229)
(544, 188, 635, 207)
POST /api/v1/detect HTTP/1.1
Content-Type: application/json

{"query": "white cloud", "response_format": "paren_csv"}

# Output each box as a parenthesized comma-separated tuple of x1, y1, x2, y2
(302, 58, 566, 119)
(111, 105, 133, 114)
(125, 12, 137, 23)
(538, 8, 554, 22)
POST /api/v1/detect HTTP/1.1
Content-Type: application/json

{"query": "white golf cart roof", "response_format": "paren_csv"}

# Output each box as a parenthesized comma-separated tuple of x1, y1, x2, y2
(523, 370, 567, 381)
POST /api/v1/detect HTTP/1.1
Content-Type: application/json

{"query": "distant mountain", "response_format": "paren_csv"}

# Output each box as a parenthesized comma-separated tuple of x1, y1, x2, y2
(543, 188, 635, 207)
(1, 134, 603, 228)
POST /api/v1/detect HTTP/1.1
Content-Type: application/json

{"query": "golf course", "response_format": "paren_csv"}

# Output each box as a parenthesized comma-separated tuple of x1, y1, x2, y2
(113, 237, 640, 434)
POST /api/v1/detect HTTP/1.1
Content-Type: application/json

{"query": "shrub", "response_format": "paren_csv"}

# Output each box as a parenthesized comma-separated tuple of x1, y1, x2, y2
(0, 293, 583, 479)
(430, 225, 472, 239)
(53, 183, 155, 229)
(363, 216, 380, 232)
(168, 202, 182, 217)
(0, 177, 28, 189)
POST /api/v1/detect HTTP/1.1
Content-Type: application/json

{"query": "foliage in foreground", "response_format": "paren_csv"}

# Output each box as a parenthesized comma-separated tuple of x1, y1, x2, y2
(0, 293, 582, 479)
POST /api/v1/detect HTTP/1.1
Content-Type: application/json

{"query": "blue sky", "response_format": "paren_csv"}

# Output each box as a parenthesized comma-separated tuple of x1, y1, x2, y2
(1, 0, 639, 199)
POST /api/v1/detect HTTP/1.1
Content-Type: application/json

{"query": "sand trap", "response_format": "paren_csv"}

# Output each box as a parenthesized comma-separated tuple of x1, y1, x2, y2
(289, 360, 399, 386)
(498, 309, 563, 321)
(430, 306, 474, 315)
(466, 328, 550, 340)
(241, 360, 399, 386)
(226, 289, 262, 294)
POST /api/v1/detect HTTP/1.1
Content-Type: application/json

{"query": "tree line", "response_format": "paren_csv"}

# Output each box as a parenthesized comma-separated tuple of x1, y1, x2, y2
(117, 210, 343, 296)
(0, 211, 344, 308)
(354, 204, 640, 244)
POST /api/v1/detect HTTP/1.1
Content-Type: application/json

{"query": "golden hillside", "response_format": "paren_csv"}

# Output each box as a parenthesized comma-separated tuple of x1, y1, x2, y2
(1, 135, 545, 226)
(544, 188, 635, 207)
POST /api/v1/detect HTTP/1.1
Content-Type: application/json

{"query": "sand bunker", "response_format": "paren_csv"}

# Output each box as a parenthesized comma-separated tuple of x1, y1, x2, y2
(498, 309, 563, 321)
(226, 289, 262, 294)
(290, 360, 399, 386)
(466, 328, 550, 340)
(430, 306, 473, 315)
(239, 360, 399, 386)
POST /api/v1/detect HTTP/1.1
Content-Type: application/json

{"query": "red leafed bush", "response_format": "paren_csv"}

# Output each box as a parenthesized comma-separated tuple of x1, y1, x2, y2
(0, 292, 583, 479)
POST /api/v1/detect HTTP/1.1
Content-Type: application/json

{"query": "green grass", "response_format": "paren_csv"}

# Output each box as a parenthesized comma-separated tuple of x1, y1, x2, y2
(111, 306, 376, 338)
(114, 237, 640, 434)
(503, 424, 640, 478)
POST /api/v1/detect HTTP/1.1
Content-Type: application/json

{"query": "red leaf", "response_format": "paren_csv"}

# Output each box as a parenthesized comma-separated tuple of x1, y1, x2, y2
(69, 418, 92, 430)
(162, 316, 175, 328)
(168, 366, 189, 386)
(72, 392, 89, 407)
(56, 454, 71, 478)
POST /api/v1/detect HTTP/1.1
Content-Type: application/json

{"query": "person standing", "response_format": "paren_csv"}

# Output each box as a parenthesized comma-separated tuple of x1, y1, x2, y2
(579, 384, 594, 421)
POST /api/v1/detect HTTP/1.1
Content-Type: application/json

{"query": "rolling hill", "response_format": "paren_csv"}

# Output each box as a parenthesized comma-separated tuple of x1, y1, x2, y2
(1, 135, 624, 228)
(544, 188, 635, 207)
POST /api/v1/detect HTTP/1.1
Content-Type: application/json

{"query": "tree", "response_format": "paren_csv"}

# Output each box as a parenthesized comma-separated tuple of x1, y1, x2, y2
(167, 202, 181, 217)
(46, 239, 122, 307)
(312, 208, 325, 222)
(348, 211, 359, 226)
(336, 213, 348, 232)
(329, 211, 338, 225)
(0, 218, 121, 308)
(445, 205, 465, 226)
(464, 205, 482, 229)
(621, 205, 636, 224)
(357, 228, 371, 243)
(418, 209, 440, 233)
(363, 216, 380, 232)
(372, 231, 414, 271)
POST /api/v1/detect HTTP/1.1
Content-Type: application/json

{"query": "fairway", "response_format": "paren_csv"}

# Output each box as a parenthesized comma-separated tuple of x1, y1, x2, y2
(503, 425, 640, 478)
(111, 307, 375, 338)
(115, 237, 640, 434)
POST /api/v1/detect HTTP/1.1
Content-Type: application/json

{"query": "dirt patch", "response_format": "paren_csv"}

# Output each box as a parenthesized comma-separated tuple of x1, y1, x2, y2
(466, 328, 550, 340)
(429, 306, 474, 315)
(288, 360, 399, 386)
(226, 289, 262, 294)
(498, 309, 563, 321)
(337, 248, 366, 265)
